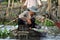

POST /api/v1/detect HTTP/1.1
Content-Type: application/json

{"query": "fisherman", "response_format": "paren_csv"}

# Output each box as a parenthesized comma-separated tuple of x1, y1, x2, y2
(18, 7, 39, 30)
(18, 0, 42, 30)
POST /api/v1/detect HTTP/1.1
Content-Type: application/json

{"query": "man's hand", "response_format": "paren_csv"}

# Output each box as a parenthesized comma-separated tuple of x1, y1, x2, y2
(26, 18, 31, 24)
(21, 17, 31, 24)
(29, 27, 32, 30)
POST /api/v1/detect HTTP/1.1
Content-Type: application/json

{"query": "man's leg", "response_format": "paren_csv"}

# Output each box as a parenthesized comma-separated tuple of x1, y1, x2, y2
(27, 17, 36, 30)
(31, 17, 36, 28)
(18, 18, 25, 31)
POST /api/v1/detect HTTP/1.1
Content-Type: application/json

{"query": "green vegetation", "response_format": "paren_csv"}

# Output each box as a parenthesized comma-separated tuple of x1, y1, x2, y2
(1, 2, 8, 4)
(0, 12, 18, 25)
(44, 19, 55, 26)
(0, 27, 15, 39)
(0, 28, 9, 38)
(35, 18, 55, 26)
(35, 19, 41, 25)
(0, 20, 17, 26)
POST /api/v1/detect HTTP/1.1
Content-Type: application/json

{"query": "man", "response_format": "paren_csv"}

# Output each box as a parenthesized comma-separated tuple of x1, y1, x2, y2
(18, 7, 38, 30)
(18, 0, 42, 30)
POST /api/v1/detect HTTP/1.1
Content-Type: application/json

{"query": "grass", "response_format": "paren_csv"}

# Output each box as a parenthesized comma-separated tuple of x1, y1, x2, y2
(1, 2, 8, 4)
(0, 19, 17, 26)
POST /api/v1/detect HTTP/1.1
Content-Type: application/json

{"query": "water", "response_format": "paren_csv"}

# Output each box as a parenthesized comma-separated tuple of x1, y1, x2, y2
(0, 25, 60, 40)
(0, 25, 18, 31)
(40, 34, 60, 40)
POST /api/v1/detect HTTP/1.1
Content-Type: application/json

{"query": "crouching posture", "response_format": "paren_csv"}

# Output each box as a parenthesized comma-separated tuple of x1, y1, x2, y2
(18, 7, 38, 31)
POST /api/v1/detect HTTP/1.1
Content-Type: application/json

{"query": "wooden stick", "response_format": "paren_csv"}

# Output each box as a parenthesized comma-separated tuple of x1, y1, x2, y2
(6, 18, 18, 25)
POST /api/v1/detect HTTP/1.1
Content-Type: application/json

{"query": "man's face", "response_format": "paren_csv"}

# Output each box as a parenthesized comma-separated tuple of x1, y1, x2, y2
(29, 11, 35, 16)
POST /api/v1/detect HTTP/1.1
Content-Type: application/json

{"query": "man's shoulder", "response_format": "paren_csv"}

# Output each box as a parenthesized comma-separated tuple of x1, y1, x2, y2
(23, 11, 29, 14)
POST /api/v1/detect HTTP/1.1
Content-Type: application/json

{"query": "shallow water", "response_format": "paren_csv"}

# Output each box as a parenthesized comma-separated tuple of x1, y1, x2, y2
(0, 25, 60, 40)
(0, 25, 18, 31)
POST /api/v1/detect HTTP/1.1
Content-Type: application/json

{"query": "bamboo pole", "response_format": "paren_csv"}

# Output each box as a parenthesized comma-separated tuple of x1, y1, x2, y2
(11, 0, 14, 9)
(47, 0, 51, 13)
(0, 2, 1, 10)
(20, 0, 23, 13)
(6, 0, 11, 17)
(58, 0, 60, 6)
(8, 0, 10, 8)
(0, 1, 2, 14)
(0, 17, 18, 28)
(0, 1, 2, 10)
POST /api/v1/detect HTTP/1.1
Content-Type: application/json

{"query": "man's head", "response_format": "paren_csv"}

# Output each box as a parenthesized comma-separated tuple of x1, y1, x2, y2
(28, 11, 36, 16)
(28, 6, 39, 12)
(28, 6, 39, 16)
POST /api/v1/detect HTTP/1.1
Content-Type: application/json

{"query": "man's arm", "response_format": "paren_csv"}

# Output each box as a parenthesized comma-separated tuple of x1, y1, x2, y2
(19, 11, 31, 24)
(26, 18, 31, 24)
(19, 11, 28, 18)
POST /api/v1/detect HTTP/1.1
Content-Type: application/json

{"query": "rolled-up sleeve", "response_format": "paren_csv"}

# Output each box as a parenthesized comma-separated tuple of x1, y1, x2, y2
(24, 0, 28, 6)
(37, 0, 42, 6)
(19, 11, 28, 18)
